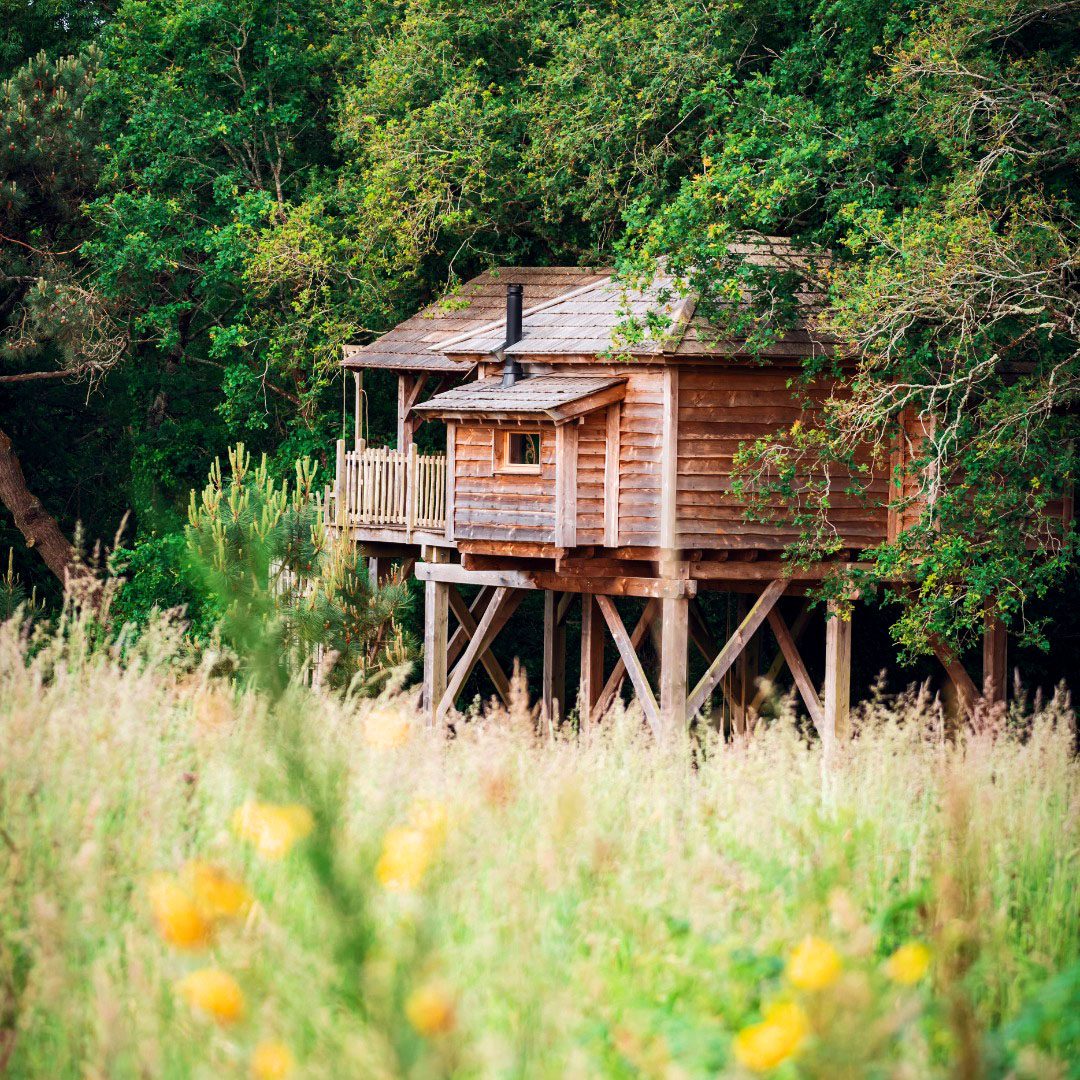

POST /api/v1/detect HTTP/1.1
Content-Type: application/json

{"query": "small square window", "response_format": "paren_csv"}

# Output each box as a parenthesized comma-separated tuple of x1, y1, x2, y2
(498, 429, 542, 474)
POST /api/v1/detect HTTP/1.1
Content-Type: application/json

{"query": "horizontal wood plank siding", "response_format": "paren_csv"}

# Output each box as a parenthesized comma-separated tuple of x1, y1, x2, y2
(453, 423, 556, 543)
(617, 370, 664, 546)
(676, 367, 889, 550)
(577, 409, 607, 545)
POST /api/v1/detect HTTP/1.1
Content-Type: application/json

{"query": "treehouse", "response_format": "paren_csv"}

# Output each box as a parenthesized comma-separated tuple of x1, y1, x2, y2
(327, 245, 1012, 734)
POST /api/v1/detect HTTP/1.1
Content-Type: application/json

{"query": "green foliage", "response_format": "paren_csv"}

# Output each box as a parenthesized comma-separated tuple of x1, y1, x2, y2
(184, 444, 414, 692)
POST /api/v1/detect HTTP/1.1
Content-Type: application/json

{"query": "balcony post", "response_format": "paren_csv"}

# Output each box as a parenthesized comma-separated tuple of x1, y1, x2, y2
(334, 438, 346, 527)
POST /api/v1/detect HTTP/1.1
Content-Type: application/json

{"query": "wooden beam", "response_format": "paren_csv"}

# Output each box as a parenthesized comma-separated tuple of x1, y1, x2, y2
(414, 561, 695, 599)
(692, 561, 875, 582)
(687, 579, 787, 719)
(823, 601, 852, 742)
(423, 575, 449, 726)
(447, 586, 495, 667)
(353, 370, 363, 450)
(659, 367, 679, 551)
(983, 610, 1007, 706)
(750, 602, 811, 712)
(932, 639, 979, 719)
(580, 594, 605, 728)
(593, 598, 659, 721)
(444, 423, 456, 542)
(731, 596, 750, 734)
(604, 403, 621, 548)
(659, 596, 689, 731)
(447, 585, 512, 705)
(437, 587, 524, 721)
(542, 591, 567, 724)
(596, 596, 661, 733)
(766, 607, 824, 735)
(555, 421, 579, 548)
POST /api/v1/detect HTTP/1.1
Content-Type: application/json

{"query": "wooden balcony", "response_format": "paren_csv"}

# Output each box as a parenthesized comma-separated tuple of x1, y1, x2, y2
(324, 440, 450, 545)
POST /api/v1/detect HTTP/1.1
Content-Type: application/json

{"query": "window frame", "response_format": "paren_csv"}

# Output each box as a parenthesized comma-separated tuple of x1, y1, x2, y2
(495, 427, 543, 475)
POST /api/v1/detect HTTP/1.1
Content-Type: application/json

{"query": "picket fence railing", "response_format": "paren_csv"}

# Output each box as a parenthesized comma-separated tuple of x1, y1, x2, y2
(325, 440, 447, 537)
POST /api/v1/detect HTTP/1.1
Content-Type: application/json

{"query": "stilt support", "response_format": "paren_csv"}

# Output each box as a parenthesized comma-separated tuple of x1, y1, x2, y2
(542, 591, 569, 723)
(579, 594, 605, 728)
(983, 610, 1007, 706)
(823, 600, 852, 743)
(658, 596, 689, 733)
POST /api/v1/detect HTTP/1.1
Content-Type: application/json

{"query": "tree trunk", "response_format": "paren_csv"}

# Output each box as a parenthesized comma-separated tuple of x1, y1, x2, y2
(0, 424, 97, 599)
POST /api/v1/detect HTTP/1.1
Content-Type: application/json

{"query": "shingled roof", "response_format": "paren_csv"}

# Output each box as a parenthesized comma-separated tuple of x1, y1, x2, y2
(342, 267, 610, 372)
(412, 375, 626, 424)
(341, 239, 829, 370)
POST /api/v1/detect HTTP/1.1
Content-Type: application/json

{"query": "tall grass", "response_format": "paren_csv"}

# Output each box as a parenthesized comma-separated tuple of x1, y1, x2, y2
(0, 611, 1078, 1078)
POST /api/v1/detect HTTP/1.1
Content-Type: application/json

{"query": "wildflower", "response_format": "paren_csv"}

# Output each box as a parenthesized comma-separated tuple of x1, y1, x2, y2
(406, 983, 456, 1036)
(376, 825, 435, 893)
(232, 802, 314, 860)
(885, 942, 931, 985)
(363, 703, 413, 749)
(251, 1040, 295, 1079)
(732, 1002, 809, 1072)
(183, 860, 253, 920)
(147, 873, 213, 950)
(175, 968, 245, 1025)
(787, 936, 842, 990)
(408, 797, 449, 847)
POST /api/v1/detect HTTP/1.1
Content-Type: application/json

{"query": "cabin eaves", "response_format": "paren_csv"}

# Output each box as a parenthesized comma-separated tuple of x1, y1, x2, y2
(412, 374, 626, 424)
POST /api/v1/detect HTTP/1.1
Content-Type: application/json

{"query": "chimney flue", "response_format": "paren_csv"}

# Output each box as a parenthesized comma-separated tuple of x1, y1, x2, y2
(501, 283, 524, 387)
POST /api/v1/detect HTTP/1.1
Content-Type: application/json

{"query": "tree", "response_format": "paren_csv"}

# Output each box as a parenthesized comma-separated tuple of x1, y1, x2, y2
(0, 48, 122, 596)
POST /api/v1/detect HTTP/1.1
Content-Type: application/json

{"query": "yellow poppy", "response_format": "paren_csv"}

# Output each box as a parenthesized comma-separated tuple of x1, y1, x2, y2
(405, 983, 456, 1036)
(375, 826, 435, 893)
(884, 942, 931, 985)
(147, 873, 213, 951)
(183, 860, 253, 920)
(175, 968, 245, 1025)
(732, 1002, 809, 1072)
(250, 1040, 295, 1079)
(232, 802, 314, 860)
(786, 936, 842, 990)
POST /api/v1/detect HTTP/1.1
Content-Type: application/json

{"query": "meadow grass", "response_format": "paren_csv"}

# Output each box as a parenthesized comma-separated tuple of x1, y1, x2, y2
(1, 612, 1078, 1078)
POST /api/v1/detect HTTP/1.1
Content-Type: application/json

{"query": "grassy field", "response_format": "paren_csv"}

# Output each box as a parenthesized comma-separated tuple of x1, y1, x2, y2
(1, 613, 1078, 1079)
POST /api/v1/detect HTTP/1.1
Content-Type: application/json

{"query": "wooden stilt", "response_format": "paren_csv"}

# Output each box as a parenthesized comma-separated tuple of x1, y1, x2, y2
(367, 555, 381, 592)
(579, 594, 605, 728)
(542, 591, 567, 723)
(594, 598, 659, 719)
(732, 595, 750, 733)
(983, 610, 1007, 706)
(423, 577, 449, 726)
(823, 600, 852, 743)
(658, 596, 689, 733)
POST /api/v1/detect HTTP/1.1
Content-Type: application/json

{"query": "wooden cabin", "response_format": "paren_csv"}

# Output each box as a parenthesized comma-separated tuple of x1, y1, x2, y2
(328, 246, 1009, 735)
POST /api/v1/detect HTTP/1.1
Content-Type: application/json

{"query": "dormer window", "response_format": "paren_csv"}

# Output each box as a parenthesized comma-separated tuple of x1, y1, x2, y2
(498, 429, 541, 474)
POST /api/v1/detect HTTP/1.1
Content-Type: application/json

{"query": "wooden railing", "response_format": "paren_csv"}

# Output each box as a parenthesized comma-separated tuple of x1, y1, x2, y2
(326, 440, 447, 537)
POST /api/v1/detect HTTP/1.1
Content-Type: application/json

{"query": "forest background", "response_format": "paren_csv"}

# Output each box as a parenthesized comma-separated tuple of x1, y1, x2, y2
(2, 0, 1078, 695)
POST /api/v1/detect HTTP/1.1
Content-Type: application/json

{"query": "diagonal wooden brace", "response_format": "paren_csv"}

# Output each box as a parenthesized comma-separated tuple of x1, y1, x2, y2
(766, 607, 824, 736)
(592, 597, 659, 722)
(750, 601, 810, 713)
(447, 585, 512, 705)
(595, 595, 662, 734)
(687, 578, 787, 718)
(437, 587, 524, 721)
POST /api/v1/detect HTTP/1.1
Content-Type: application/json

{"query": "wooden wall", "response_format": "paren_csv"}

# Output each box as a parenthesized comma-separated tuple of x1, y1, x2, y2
(453, 423, 557, 543)
(675, 366, 889, 551)
(576, 409, 607, 546)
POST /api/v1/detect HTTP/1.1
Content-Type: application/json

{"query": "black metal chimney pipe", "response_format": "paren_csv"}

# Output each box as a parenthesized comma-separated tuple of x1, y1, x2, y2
(501, 283, 524, 387)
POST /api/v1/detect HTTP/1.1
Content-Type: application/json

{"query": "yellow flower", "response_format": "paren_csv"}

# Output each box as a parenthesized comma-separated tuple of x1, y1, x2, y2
(732, 1002, 809, 1072)
(408, 798, 449, 847)
(363, 704, 414, 749)
(375, 826, 435, 893)
(175, 968, 245, 1026)
(786, 936, 842, 990)
(250, 1040, 295, 1079)
(183, 860, 253, 920)
(147, 873, 213, 951)
(405, 983, 456, 1036)
(884, 942, 931, 985)
(232, 802, 314, 860)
